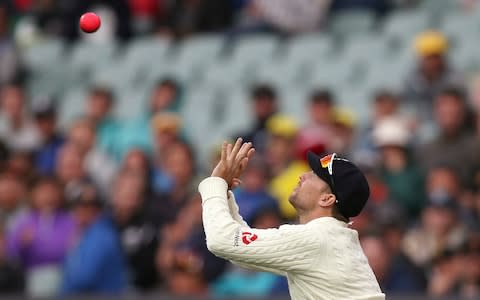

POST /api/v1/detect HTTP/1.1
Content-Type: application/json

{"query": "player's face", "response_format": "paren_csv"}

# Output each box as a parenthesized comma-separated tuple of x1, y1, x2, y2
(289, 171, 330, 211)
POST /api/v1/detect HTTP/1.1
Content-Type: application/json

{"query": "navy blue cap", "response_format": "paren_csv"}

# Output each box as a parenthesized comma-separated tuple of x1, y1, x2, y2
(307, 151, 370, 218)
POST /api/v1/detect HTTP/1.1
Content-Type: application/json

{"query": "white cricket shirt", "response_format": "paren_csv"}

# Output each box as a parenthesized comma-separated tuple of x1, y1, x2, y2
(199, 177, 385, 300)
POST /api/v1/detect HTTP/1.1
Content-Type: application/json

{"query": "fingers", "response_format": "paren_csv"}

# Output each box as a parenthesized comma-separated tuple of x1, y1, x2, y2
(246, 148, 255, 159)
(235, 142, 252, 164)
(221, 141, 227, 162)
(229, 138, 243, 160)
(232, 178, 242, 189)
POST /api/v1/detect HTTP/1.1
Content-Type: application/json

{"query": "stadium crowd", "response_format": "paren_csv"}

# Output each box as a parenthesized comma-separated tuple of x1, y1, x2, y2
(0, 0, 480, 299)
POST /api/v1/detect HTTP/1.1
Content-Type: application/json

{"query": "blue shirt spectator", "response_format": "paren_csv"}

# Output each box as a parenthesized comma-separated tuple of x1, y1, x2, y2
(61, 188, 127, 295)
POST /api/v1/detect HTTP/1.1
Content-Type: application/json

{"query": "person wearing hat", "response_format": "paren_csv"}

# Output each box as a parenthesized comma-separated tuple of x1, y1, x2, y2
(198, 138, 384, 300)
(403, 31, 464, 121)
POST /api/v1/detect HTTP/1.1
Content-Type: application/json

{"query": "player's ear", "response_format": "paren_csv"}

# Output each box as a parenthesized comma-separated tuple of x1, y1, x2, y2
(318, 193, 336, 208)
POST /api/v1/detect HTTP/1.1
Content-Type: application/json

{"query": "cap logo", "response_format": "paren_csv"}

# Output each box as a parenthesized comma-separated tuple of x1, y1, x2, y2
(320, 154, 333, 168)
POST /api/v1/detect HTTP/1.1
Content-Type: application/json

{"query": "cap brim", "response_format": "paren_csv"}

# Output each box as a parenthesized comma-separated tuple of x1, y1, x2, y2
(306, 151, 332, 188)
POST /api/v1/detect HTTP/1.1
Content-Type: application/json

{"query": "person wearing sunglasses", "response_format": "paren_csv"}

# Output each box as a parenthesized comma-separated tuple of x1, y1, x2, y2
(198, 138, 384, 300)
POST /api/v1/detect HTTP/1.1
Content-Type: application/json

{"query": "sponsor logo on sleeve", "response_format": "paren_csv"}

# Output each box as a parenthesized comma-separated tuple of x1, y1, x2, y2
(241, 231, 258, 245)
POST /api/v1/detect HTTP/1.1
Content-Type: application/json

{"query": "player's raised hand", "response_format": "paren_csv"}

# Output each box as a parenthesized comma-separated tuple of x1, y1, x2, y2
(211, 138, 255, 189)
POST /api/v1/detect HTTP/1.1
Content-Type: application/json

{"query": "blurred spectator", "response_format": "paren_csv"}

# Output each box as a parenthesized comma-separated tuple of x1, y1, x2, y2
(355, 90, 406, 158)
(7, 177, 75, 297)
(0, 82, 41, 152)
(149, 142, 196, 226)
(4, 151, 37, 183)
(68, 119, 118, 195)
(0, 225, 24, 294)
(403, 31, 464, 121)
(0, 4, 20, 86)
(128, 0, 165, 34)
(329, 0, 392, 16)
(330, 108, 356, 156)
(111, 171, 158, 290)
(264, 115, 304, 219)
(361, 232, 426, 294)
(0, 174, 26, 228)
(235, 84, 278, 154)
(84, 86, 120, 161)
(297, 89, 335, 153)
(165, 0, 234, 37)
(61, 185, 127, 295)
(416, 87, 480, 184)
(55, 143, 93, 204)
(117, 78, 181, 160)
(32, 96, 64, 176)
(372, 117, 425, 218)
(233, 157, 278, 224)
(264, 114, 298, 176)
(236, 0, 331, 34)
(468, 75, 480, 136)
(212, 206, 288, 296)
(403, 193, 468, 268)
(121, 148, 154, 197)
(150, 112, 183, 195)
(156, 195, 227, 295)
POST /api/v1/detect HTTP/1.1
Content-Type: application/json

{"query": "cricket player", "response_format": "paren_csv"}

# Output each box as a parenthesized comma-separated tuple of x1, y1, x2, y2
(198, 138, 385, 300)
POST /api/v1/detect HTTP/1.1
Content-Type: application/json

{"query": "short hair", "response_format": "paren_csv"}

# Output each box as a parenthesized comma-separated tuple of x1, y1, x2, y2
(251, 84, 276, 101)
(89, 86, 114, 103)
(310, 89, 334, 104)
(373, 89, 399, 103)
(155, 78, 179, 92)
(438, 86, 466, 102)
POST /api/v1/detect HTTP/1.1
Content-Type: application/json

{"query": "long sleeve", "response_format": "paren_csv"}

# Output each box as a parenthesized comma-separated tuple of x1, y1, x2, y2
(199, 177, 319, 275)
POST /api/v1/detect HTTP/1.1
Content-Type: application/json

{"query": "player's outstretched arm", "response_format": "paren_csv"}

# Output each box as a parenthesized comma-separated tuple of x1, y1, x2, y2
(199, 139, 318, 274)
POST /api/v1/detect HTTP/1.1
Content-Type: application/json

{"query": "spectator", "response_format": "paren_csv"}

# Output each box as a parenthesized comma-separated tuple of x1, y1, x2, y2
(61, 185, 127, 295)
(236, 0, 331, 34)
(150, 113, 184, 195)
(128, 0, 165, 35)
(111, 171, 158, 290)
(269, 115, 328, 220)
(264, 114, 298, 176)
(403, 31, 464, 121)
(67, 119, 118, 195)
(165, 0, 234, 37)
(0, 174, 26, 228)
(157, 195, 227, 295)
(32, 96, 64, 176)
(427, 249, 464, 297)
(354, 90, 406, 158)
(212, 206, 287, 296)
(55, 143, 93, 204)
(116, 78, 181, 160)
(330, 108, 356, 157)
(84, 86, 120, 161)
(416, 87, 480, 184)
(468, 75, 480, 136)
(121, 148, 154, 197)
(297, 89, 336, 153)
(149, 142, 196, 226)
(7, 177, 75, 297)
(233, 157, 278, 224)
(0, 82, 41, 152)
(0, 225, 24, 294)
(235, 84, 278, 154)
(372, 117, 425, 218)
(0, 4, 20, 86)
(361, 232, 426, 294)
(403, 193, 468, 268)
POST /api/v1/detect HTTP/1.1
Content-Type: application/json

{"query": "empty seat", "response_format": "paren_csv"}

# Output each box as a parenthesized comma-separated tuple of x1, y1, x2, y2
(382, 11, 431, 44)
(329, 11, 376, 37)
(284, 34, 332, 64)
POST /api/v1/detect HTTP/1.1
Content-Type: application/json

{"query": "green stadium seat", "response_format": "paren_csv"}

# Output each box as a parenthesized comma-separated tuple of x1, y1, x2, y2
(22, 39, 65, 73)
(329, 11, 376, 37)
(58, 88, 88, 128)
(284, 34, 332, 64)
(382, 11, 431, 44)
